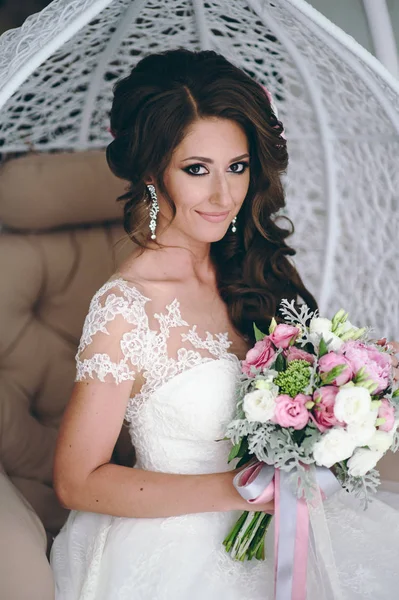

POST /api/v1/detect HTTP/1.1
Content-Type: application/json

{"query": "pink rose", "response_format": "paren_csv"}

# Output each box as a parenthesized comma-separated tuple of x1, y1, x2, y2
(318, 352, 353, 385)
(242, 337, 276, 376)
(378, 399, 396, 432)
(286, 346, 314, 365)
(312, 386, 342, 432)
(340, 341, 391, 394)
(273, 393, 310, 430)
(269, 324, 300, 349)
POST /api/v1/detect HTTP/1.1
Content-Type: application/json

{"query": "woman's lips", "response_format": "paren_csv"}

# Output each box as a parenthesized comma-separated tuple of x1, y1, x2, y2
(195, 210, 230, 223)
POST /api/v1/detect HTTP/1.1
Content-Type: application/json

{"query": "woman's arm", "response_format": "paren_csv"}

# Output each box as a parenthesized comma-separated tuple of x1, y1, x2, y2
(53, 380, 252, 518)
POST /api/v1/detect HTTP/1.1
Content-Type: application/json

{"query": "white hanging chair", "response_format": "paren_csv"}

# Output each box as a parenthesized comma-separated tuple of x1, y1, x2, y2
(1, 0, 399, 337)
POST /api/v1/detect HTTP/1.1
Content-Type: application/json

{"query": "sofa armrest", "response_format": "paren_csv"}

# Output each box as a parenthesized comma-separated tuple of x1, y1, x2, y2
(0, 467, 54, 600)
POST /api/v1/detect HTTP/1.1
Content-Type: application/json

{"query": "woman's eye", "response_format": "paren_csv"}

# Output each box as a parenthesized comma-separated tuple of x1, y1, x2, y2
(229, 162, 249, 173)
(184, 164, 208, 176)
(183, 161, 249, 176)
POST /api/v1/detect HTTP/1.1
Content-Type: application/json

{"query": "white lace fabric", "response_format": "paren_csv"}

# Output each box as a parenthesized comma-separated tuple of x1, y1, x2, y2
(75, 275, 238, 423)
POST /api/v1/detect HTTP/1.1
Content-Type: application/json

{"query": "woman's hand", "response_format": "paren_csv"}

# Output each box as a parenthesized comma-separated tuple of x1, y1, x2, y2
(388, 341, 399, 383)
(377, 338, 399, 383)
(224, 469, 274, 514)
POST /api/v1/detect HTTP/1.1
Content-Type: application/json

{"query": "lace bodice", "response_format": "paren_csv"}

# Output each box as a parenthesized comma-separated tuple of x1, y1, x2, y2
(75, 276, 241, 472)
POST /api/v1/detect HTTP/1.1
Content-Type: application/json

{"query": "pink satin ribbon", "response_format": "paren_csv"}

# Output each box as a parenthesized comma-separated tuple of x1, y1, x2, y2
(233, 461, 340, 600)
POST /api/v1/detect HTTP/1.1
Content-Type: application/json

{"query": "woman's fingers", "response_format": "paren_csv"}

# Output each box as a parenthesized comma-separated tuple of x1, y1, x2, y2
(385, 341, 399, 381)
(387, 340, 399, 355)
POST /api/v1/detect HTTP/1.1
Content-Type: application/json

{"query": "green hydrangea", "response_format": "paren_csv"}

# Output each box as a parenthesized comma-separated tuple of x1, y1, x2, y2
(275, 359, 311, 398)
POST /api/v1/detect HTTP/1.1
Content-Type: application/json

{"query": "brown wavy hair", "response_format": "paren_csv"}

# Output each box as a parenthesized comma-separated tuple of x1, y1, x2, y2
(106, 48, 317, 342)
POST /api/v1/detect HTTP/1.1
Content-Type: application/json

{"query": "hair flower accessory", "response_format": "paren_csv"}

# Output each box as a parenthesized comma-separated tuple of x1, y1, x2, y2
(261, 85, 286, 143)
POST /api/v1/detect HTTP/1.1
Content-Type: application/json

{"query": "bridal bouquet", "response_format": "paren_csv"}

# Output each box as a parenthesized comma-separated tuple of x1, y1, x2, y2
(223, 301, 399, 570)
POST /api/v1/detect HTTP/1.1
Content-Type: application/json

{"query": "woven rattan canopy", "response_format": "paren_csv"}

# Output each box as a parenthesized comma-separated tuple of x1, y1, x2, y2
(0, 0, 399, 336)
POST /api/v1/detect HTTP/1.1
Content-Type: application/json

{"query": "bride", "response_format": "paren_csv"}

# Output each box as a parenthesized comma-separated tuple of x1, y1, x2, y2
(50, 49, 399, 599)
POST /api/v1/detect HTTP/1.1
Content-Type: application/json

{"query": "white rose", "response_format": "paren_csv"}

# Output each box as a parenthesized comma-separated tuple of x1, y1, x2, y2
(313, 428, 356, 468)
(243, 388, 278, 423)
(334, 386, 372, 425)
(367, 430, 394, 453)
(347, 410, 378, 446)
(309, 317, 333, 336)
(309, 317, 343, 351)
(341, 319, 357, 333)
(347, 448, 384, 477)
(325, 333, 344, 352)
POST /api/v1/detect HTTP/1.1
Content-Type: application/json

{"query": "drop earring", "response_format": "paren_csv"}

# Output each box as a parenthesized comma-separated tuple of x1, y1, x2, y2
(231, 216, 237, 233)
(147, 184, 159, 240)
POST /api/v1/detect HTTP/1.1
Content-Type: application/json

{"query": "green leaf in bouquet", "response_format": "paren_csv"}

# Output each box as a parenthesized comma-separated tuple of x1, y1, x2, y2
(253, 323, 267, 342)
(237, 437, 249, 458)
(318, 337, 329, 358)
(320, 364, 347, 385)
(392, 389, 399, 398)
(228, 437, 248, 463)
(236, 452, 253, 469)
(291, 428, 307, 446)
(274, 352, 286, 372)
(303, 341, 315, 354)
(228, 441, 242, 463)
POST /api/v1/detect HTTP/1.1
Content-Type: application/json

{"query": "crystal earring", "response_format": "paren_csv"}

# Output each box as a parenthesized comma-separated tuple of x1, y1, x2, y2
(231, 216, 237, 233)
(147, 184, 159, 240)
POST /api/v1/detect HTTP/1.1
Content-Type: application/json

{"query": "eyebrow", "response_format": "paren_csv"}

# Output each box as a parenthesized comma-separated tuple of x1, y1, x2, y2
(181, 153, 250, 164)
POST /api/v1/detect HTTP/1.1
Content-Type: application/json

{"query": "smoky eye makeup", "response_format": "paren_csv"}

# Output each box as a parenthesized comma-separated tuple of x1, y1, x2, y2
(182, 161, 250, 176)
(229, 161, 250, 173)
(183, 164, 206, 176)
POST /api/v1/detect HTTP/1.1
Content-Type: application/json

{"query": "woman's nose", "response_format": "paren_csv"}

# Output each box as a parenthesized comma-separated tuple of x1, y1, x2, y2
(209, 175, 232, 207)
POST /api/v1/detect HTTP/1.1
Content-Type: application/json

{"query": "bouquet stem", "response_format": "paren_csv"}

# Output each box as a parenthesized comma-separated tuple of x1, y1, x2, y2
(223, 511, 273, 561)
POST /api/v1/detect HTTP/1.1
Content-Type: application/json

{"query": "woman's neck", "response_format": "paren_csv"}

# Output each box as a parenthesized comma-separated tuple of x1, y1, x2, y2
(147, 227, 215, 284)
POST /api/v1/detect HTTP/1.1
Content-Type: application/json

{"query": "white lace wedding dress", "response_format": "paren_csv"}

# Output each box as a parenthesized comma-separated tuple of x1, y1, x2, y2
(50, 276, 399, 600)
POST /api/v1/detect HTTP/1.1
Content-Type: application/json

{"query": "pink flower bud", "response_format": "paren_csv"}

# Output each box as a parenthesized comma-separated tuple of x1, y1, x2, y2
(242, 337, 276, 377)
(269, 324, 300, 350)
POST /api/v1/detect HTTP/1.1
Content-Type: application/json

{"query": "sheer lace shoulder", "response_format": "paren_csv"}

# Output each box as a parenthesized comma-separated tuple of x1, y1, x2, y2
(75, 275, 239, 421)
(75, 278, 150, 384)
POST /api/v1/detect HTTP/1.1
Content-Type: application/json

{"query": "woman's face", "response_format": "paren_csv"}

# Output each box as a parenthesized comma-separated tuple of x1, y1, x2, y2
(158, 117, 250, 244)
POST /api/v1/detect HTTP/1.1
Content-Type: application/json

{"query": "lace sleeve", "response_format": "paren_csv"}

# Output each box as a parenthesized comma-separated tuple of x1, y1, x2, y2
(75, 279, 149, 384)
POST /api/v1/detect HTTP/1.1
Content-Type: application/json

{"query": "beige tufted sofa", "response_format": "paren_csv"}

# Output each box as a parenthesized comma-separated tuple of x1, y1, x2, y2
(0, 150, 133, 599)
(0, 150, 398, 600)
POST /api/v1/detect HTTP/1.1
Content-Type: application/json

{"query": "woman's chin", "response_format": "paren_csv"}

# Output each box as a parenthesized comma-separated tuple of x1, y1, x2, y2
(200, 233, 229, 244)
(195, 225, 231, 243)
